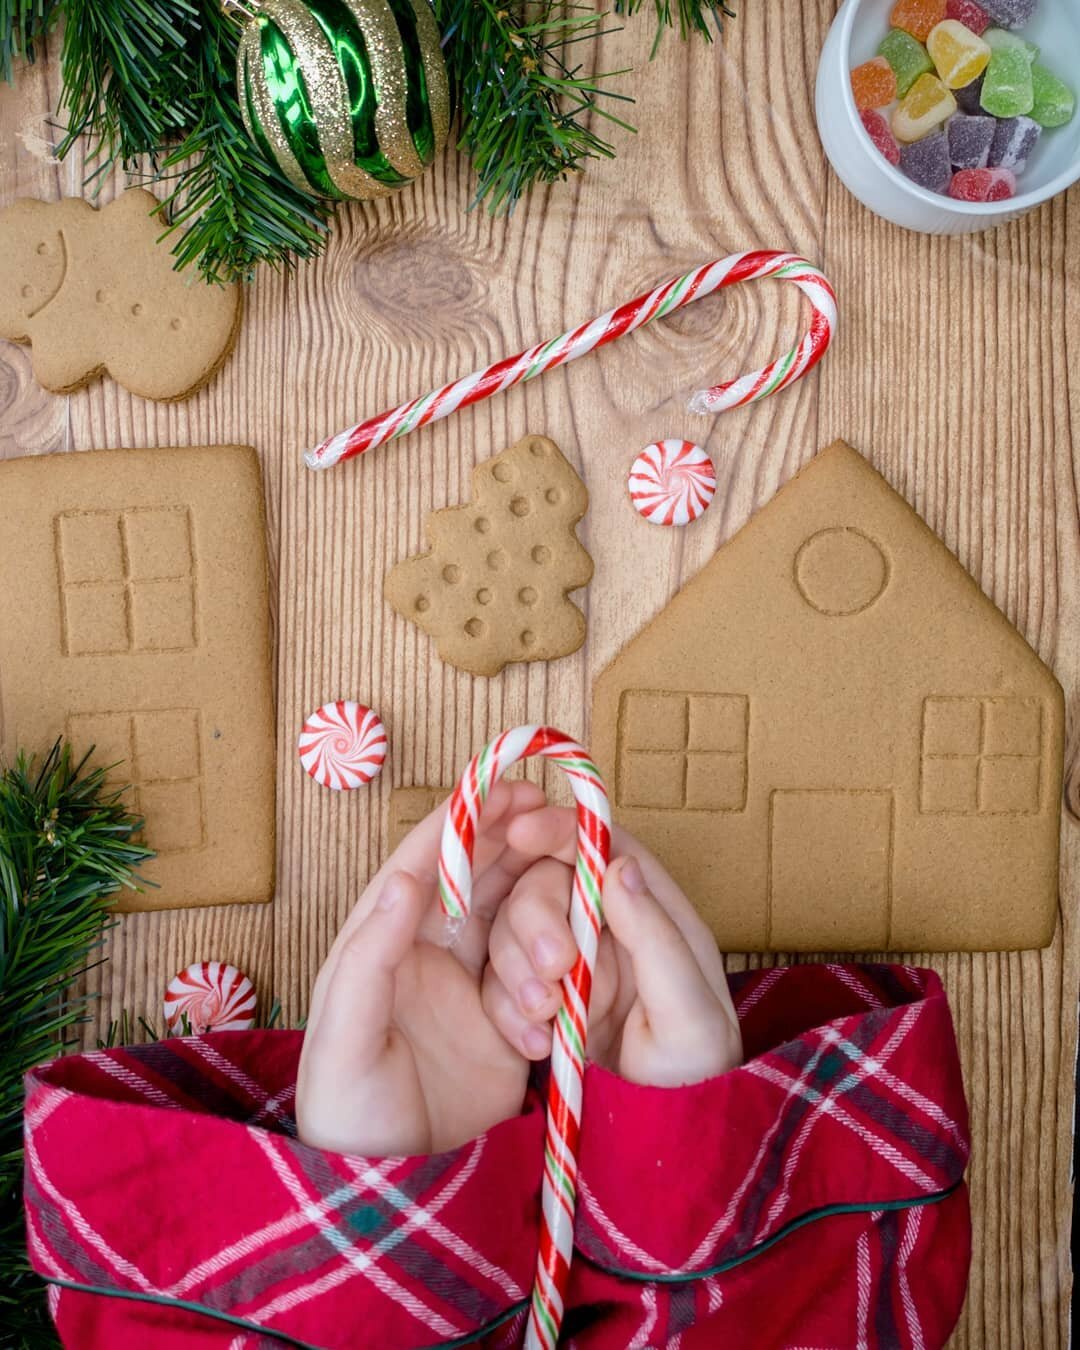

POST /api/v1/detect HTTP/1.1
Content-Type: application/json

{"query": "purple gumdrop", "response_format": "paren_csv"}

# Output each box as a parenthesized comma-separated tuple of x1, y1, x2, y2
(955, 76, 986, 115)
(979, 0, 1037, 28)
(900, 131, 953, 194)
(947, 114, 996, 169)
(988, 116, 1041, 173)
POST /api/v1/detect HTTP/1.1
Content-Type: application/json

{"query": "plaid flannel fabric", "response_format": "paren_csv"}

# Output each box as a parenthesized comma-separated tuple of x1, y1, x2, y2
(25, 963, 971, 1349)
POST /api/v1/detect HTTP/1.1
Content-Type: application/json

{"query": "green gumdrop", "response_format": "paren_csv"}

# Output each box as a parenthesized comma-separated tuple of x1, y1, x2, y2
(878, 28, 933, 98)
(983, 28, 1038, 63)
(1030, 63, 1075, 128)
(980, 46, 1035, 117)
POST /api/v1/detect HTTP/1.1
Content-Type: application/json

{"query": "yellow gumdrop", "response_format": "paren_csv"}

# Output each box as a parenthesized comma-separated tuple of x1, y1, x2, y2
(927, 19, 991, 90)
(891, 73, 958, 142)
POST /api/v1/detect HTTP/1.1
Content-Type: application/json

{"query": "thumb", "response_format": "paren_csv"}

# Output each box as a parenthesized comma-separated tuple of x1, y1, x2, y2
(315, 871, 428, 1069)
(602, 857, 719, 1038)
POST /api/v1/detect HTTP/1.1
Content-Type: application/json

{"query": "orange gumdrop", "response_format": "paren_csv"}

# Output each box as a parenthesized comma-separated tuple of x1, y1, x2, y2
(851, 57, 898, 109)
(890, 0, 947, 43)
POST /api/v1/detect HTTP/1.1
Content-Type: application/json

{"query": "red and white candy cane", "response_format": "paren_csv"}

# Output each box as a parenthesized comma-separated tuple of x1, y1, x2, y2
(305, 250, 837, 471)
(438, 727, 611, 1350)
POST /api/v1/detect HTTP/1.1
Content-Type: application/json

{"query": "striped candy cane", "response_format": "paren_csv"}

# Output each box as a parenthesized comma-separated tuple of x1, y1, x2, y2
(305, 250, 837, 471)
(438, 727, 611, 1350)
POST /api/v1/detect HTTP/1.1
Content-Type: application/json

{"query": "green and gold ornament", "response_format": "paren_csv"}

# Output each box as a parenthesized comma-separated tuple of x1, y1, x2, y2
(231, 0, 450, 201)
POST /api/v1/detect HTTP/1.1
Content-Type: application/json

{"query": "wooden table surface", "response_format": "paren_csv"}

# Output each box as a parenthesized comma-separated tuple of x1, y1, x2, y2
(1, 10, 1076, 1347)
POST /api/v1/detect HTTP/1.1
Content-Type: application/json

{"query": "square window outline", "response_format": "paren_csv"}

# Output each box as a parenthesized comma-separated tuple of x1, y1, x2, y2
(919, 694, 1044, 817)
(55, 509, 126, 587)
(982, 696, 1043, 759)
(977, 753, 1042, 816)
(619, 691, 690, 754)
(919, 753, 980, 815)
(129, 577, 198, 653)
(133, 708, 203, 783)
(136, 778, 207, 853)
(615, 689, 749, 814)
(921, 695, 983, 758)
(59, 582, 132, 656)
(122, 506, 194, 583)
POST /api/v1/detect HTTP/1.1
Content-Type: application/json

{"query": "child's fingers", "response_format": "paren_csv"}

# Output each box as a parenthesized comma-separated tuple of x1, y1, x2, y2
(602, 857, 720, 1037)
(481, 964, 554, 1060)
(307, 871, 428, 1075)
(487, 859, 577, 1012)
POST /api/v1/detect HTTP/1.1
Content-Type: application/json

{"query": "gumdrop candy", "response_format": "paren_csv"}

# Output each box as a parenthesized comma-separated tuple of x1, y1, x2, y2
(900, 130, 953, 191)
(980, 45, 1034, 116)
(948, 166, 1017, 199)
(890, 0, 947, 42)
(879, 29, 934, 97)
(1030, 64, 1075, 128)
(988, 114, 1041, 170)
(860, 108, 902, 165)
(984, 27, 1038, 61)
(978, 0, 1036, 29)
(954, 74, 986, 112)
(928, 19, 991, 88)
(892, 73, 958, 141)
(946, 0, 990, 34)
(851, 56, 898, 109)
(947, 113, 996, 168)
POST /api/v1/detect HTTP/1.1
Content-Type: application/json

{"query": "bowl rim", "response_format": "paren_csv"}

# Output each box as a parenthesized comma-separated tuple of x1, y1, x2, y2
(837, 0, 1080, 215)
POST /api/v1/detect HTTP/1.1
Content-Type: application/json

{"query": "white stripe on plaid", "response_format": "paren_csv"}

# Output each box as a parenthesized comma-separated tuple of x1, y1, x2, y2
(81, 1050, 184, 1110)
(732, 967, 785, 1017)
(626, 1282, 660, 1350)
(896, 1204, 927, 1350)
(758, 1008, 920, 1230)
(242, 1130, 486, 1335)
(188, 1039, 297, 1130)
(167, 1158, 398, 1297)
(855, 1227, 872, 1350)
(343, 1155, 524, 1300)
(824, 965, 886, 1009)
(24, 1104, 159, 1295)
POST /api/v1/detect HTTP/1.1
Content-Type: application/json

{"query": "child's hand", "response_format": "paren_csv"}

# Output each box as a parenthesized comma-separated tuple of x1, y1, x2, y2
(482, 807, 742, 1087)
(297, 779, 547, 1158)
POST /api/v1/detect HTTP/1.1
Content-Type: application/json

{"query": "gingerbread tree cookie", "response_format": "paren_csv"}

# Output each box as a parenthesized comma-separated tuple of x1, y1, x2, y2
(0, 189, 240, 401)
(385, 435, 593, 676)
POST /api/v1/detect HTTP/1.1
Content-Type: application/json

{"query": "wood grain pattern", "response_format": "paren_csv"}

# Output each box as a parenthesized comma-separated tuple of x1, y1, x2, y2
(0, 8, 1075, 1343)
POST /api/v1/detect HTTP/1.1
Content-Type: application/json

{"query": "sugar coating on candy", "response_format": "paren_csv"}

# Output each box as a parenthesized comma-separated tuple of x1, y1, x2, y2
(983, 27, 1038, 62)
(893, 73, 958, 141)
(946, 0, 991, 34)
(980, 45, 1034, 116)
(988, 114, 1041, 170)
(954, 74, 986, 112)
(978, 0, 1036, 29)
(879, 29, 934, 97)
(1030, 64, 1075, 128)
(927, 19, 991, 89)
(860, 108, 902, 165)
(890, 0, 947, 43)
(947, 113, 996, 168)
(851, 56, 898, 109)
(948, 166, 1017, 199)
(298, 700, 388, 789)
(900, 130, 954, 191)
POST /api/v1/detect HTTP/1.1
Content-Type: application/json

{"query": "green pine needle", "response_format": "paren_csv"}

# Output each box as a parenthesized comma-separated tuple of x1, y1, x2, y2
(0, 0, 59, 84)
(0, 741, 152, 1347)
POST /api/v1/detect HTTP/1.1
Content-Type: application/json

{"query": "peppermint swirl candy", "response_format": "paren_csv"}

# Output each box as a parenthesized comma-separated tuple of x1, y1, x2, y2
(164, 962, 256, 1034)
(298, 699, 388, 790)
(628, 440, 717, 527)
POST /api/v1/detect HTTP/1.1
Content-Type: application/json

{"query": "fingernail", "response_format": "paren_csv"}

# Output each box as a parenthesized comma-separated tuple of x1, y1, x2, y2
(620, 858, 646, 894)
(532, 936, 559, 971)
(520, 977, 551, 1014)
(524, 1026, 550, 1057)
(377, 876, 404, 911)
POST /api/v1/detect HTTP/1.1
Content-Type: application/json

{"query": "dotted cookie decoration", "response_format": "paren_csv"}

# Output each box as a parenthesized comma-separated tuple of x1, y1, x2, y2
(384, 435, 594, 676)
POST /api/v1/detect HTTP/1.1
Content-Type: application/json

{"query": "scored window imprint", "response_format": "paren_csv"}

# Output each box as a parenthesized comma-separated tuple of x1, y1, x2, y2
(920, 695, 1043, 815)
(615, 690, 749, 812)
(55, 506, 196, 655)
(66, 708, 206, 854)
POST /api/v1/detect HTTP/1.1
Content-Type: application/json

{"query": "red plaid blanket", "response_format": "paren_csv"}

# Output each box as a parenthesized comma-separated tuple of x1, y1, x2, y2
(24, 963, 971, 1349)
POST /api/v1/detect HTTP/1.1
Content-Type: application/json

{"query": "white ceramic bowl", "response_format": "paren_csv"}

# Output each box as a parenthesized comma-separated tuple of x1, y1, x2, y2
(815, 0, 1080, 233)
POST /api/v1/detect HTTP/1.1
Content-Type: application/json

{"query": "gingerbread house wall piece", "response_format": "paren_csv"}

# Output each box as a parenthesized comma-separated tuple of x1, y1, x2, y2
(591, 440, 1064, 952)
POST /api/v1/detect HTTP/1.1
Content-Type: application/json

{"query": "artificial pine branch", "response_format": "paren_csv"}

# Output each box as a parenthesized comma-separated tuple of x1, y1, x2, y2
(0, 0, 59, 83)
(0, 742, 152, 1347)
(614, 0, 735, 51)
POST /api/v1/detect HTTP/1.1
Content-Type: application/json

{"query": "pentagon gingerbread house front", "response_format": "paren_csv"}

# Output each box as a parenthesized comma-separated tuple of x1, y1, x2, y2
(592, 440, 1064, 952)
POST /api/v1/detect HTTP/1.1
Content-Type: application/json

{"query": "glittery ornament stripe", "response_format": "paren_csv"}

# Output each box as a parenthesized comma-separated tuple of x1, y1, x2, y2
(305, 250, 838, 469)
(437, 726, 611, 1350)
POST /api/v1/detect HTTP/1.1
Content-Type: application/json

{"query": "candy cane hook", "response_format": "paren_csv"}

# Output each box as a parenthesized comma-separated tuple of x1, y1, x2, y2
(306, 250, 837, 471)
(438, 726, 611, 1350)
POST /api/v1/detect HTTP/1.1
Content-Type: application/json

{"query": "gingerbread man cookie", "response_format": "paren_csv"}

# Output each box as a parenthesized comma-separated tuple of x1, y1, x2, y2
(0, 188, 241, 401)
